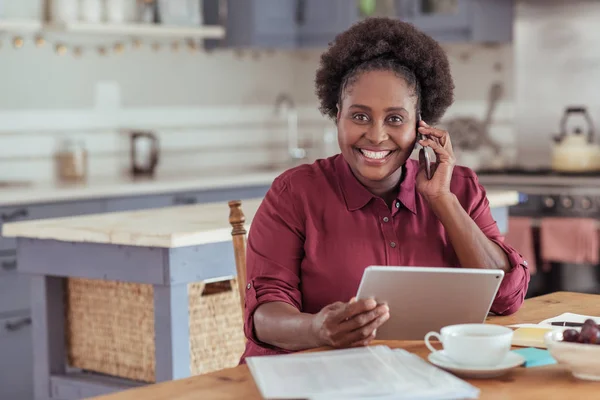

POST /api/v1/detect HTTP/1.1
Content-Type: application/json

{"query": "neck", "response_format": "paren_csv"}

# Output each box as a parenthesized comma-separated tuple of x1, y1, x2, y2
(355, 166, 404, 207)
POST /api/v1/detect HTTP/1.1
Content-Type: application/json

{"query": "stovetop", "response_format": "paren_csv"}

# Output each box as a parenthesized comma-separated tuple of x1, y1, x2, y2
(475, 168, 600, 194)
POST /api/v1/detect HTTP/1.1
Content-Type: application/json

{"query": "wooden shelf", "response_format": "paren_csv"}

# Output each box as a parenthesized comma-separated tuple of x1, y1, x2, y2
(0, 19, 225, 39)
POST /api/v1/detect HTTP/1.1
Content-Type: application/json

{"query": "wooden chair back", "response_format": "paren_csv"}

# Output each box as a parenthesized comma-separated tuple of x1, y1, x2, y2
(228, 200, 248, 312)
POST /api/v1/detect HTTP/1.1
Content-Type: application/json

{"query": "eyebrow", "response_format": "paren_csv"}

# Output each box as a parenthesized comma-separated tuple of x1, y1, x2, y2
(349, 104, 409, 114)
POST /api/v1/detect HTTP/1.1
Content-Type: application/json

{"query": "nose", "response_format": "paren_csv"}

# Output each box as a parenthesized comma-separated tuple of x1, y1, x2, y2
(364, 123, 388, 144)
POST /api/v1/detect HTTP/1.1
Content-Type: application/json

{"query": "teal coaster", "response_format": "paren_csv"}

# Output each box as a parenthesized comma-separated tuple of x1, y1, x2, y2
(512, 347, 557, 368)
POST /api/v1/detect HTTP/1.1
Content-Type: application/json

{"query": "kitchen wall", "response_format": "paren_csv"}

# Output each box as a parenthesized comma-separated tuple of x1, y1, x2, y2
(515, 0, 600, 169)
(0, 20, 516, 182)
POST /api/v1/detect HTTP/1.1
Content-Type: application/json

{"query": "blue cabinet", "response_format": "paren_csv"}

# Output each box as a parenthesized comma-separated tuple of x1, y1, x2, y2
(204, 0, 298, 48)
(297, 0, 359, 48)
(398, 0, 513, 42)
(207, 0, 512, 49)
(0, 311, 33, 400)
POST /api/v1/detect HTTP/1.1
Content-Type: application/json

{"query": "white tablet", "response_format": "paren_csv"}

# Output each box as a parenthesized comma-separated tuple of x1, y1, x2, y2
(355, 266, 505, 341)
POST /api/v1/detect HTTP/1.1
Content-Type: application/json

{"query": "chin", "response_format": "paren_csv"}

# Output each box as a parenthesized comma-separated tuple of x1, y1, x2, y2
(355, 166, 398, 182)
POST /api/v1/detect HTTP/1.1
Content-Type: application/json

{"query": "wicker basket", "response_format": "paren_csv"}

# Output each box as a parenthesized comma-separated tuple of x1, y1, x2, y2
(64, 277, 246, 383)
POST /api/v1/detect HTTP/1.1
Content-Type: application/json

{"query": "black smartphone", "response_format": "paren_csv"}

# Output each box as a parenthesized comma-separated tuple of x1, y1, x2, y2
(416, 114, 431, 180)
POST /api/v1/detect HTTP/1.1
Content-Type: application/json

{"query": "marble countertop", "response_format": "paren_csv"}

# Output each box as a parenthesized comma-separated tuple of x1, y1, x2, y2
(2, 191, 520, 248)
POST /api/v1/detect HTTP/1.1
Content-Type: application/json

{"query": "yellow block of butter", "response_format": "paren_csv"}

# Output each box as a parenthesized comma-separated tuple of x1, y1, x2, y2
(512, 327, 554, 348)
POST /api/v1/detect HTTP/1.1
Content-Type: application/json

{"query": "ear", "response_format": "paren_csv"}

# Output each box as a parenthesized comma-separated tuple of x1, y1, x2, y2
(335, 103, 341, 123)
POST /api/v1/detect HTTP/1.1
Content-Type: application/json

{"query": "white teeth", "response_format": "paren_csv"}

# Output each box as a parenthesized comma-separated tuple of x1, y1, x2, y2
(359, 149, 391, 160)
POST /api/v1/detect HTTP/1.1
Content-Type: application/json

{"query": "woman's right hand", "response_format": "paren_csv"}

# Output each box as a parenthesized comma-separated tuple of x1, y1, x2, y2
(311, 298, 390, 348)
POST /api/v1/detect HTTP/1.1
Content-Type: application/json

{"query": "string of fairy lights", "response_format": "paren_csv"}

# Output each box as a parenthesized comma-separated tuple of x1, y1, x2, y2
(0, 28, 205, 57)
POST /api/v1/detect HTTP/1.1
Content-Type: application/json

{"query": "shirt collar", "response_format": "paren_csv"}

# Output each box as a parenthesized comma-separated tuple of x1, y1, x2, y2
(335, 154, 417, 214)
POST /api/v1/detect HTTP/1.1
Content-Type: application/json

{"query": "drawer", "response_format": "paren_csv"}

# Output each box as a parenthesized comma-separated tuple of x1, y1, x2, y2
(0, 200, 106, 251)
(0, 233, 16, 252)
(0, 256, 30, 314)
(105, 194, 173, 212)
(170, 186, 270, 206)
(0, 311, 33, 400)
(0, 199, 106, 224)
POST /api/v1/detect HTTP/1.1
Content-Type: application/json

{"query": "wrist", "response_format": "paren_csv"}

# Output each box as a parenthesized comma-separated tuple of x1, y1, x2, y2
(425, 192, 457, 212)
(307, 313, 325, 348)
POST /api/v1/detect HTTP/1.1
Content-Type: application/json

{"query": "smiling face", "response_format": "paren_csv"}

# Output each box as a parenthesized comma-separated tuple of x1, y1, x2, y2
(337, 69, 419, 196)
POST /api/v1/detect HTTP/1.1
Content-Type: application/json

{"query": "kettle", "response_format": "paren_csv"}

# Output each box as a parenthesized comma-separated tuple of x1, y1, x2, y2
(551, 106, 600, 173)
(130, 131, 160, 177)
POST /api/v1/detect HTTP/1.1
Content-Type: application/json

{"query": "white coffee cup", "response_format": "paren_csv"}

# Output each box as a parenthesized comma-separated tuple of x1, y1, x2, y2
(424, 324, 513, 367)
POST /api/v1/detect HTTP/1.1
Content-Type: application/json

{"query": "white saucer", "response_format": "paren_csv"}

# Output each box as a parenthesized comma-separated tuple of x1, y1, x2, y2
(428, 351, 526, 379)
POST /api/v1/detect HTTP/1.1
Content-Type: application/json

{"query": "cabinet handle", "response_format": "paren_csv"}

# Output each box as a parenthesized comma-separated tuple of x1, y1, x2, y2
(5, 317, 31, 332)
(1, 259, 16, 271)
(296, 0, 306, 24)
(1, 208, 28, 222)
(173, 196, 197, 205)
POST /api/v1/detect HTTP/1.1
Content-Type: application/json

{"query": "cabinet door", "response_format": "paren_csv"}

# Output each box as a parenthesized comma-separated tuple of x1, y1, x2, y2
(205, 0, 298, 48)
(471, 0, 513, 43)
(399, 0, 471, 41)
(298, 0, 359, 48)
(0, 312, 34, 400)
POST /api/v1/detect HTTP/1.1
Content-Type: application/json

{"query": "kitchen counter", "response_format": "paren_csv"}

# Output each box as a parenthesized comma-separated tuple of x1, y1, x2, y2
(2, 190, 519, 248)
(0, 167, 286, 207)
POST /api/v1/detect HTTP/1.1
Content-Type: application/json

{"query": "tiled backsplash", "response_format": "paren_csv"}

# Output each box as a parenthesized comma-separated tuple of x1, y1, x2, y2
(0, 39, 514, 182)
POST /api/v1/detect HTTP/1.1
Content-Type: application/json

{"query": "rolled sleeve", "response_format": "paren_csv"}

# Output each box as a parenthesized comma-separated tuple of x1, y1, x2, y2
(243, 175, 306, 346)
(460, 172, 531, 316)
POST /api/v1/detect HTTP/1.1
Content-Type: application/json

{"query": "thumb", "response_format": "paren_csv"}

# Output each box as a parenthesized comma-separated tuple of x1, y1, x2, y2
(349, 296, 357, 303)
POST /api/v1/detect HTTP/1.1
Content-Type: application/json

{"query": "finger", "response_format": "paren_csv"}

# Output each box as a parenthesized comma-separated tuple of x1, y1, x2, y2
(348, 332, 376, 348)
(418, 138, 453, 163)
(339, 298, 378, 321)
(418, 126, 449, 145)
(339, 303, 389, 332)
(342, 312, 390, 346)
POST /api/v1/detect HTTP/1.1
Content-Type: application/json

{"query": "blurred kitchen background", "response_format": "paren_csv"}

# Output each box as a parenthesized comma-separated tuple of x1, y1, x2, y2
(1, 0, 600, 297)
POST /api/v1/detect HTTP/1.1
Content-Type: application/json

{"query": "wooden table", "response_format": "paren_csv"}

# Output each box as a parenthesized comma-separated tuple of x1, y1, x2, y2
(91, 291, 600, 400)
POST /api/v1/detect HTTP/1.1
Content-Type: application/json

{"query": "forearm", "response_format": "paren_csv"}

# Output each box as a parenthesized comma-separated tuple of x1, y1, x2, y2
(429, 193, 510, 272)
(253, 301, 320, 351)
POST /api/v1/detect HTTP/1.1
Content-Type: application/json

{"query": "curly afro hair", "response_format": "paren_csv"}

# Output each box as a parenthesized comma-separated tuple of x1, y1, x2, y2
(315, 17, 454, 125)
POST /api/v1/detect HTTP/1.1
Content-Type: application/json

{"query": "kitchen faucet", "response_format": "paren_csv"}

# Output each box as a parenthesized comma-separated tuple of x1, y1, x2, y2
(274, 93, 306, 161)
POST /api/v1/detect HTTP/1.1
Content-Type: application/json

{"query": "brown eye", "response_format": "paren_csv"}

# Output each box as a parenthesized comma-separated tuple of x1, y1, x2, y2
(388, 115, 403, 123)
(352, 113, 369, 122)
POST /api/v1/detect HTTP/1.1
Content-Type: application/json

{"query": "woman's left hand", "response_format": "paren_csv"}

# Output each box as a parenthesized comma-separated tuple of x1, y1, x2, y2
(415, 120, 456, 203)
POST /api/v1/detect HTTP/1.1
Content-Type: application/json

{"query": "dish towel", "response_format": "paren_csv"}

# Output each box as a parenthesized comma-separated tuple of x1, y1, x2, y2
(539, 217, 599, 270)
(505, 216, 537, 275)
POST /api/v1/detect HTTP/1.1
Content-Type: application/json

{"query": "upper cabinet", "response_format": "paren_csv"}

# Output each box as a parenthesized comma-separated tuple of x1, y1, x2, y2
(203, 0, 298, 49)
(205, 0, 514, 49)
(296, 0, 359, 48)
(398, 0, 514, 43)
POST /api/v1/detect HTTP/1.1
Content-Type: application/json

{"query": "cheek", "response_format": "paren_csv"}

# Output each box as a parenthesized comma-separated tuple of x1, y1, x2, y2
(391, 128, 417, 148)
(337, 120, 362, 146)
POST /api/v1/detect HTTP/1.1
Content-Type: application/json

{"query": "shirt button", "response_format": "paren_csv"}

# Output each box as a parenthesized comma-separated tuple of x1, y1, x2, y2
(390, 241, 396, 248)
(395, 201, 401, 208)
(523, 261, 528, 266)
(383, 217, 389, 223)
(246, 283, 251, 289)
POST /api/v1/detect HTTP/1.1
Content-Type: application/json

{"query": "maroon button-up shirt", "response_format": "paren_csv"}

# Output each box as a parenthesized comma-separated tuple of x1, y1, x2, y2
(240, 154, 529, 361)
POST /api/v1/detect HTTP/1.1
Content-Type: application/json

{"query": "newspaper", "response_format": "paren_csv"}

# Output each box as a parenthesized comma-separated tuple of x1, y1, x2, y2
(246, 345, 480, 399)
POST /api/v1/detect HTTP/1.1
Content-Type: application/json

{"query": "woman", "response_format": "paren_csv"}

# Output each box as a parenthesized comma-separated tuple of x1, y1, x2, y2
(240, 18, 530, 361)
